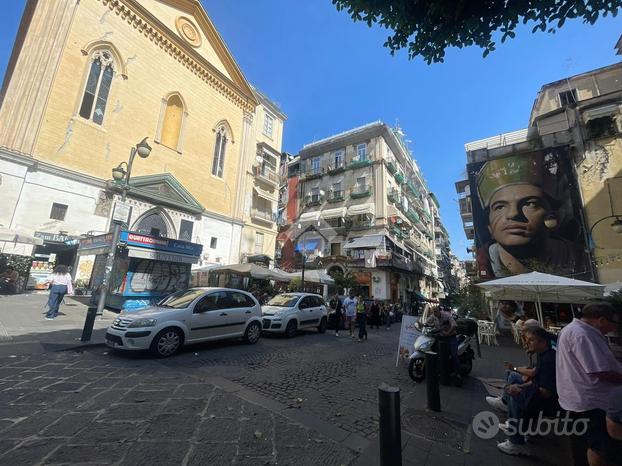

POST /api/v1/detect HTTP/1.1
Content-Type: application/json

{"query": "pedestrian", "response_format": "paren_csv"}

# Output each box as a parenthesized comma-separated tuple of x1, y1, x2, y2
(0, 265, 19, 294)
(342, 291, 357, 338)
(556, 301, 622, 466)
(370, 298, 381, 330)
(356, 295, 367, 342)
(45, 265, 73, 320)
(332, 292, 343, 337)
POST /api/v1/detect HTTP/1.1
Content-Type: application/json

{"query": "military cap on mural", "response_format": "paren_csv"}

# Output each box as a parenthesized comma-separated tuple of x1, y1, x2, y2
(476, 151, 561, 209)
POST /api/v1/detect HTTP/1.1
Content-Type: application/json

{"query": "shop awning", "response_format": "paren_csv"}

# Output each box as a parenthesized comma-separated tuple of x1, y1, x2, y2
(347, 204, 375, 217)
(343, 234, 384, 250)
(127, 246, 199, 264)
(299, 211, 320, 222)
(320, 207, 346, 220)
(253, 186, 277, 202)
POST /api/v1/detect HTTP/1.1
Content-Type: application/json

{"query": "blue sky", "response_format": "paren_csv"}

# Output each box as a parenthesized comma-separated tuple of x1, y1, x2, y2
(1, 1, 620, 259)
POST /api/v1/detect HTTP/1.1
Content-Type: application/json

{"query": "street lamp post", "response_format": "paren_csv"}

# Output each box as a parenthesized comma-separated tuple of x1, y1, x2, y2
(588, 177, 622, 248)
(82, 138, 151, 341)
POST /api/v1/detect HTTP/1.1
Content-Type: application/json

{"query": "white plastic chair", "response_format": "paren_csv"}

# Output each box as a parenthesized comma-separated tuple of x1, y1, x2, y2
(478, 321, 497, 346)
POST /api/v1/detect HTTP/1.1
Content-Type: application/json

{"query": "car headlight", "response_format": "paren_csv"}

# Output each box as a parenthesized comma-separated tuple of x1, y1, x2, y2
(128, 318, 157, 328)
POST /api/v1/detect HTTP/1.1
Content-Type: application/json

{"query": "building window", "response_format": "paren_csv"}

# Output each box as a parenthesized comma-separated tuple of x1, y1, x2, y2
(255, 232, 264, 254)
(559, 89, 578, 106)
(211, 126, 228, 177)
(311, 187, 320, 202)
(332, 182, 342, 198)
(179, 219, 193, 241)
(356, 176, 367, 191)
(210, 237, 218, 249)
(356, 143, 367, 161)
(159, 94, 185, 150)
(79, 50, 115, 125)
(263, 112, 274, 138)
(311, 156, 321, 174)
(334, 150, 344, 168)
(50, 203, 68, 221)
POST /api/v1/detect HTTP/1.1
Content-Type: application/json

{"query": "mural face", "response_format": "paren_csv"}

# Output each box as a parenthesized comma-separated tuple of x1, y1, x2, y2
(467, 148, 590, 280)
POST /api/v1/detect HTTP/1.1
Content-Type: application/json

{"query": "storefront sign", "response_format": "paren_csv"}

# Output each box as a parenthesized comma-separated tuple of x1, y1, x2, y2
(396, 315, 422, 367)
(119, 231, 202, 257)
(127, 247, 199, 264)
(34, 231, 75, 243)
(78, 233, 113, 256)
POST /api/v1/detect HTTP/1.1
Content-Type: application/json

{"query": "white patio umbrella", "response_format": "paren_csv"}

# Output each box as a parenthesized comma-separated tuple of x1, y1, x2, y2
(288, 269, 335, 285)
(0, 227, 44, 245)
(476, 271, 605, 323)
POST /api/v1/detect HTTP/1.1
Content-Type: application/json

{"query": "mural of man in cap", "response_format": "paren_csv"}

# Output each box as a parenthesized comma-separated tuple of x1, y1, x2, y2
(475, 151, 586, 278)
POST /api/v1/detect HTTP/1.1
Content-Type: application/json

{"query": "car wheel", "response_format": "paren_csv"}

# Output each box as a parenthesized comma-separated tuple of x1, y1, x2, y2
(244, 321, 261, 344)
(150, 327, 183, 358)
(317, 317, 327, 334)
(285, 320, 297, 338)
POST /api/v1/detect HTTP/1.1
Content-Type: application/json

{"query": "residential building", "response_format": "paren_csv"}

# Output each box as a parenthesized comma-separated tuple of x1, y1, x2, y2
(238, 89, 286, 264)
(281, 121, 440, 306)
(460, 55, 622, 283)
(0, 0, 282, 281)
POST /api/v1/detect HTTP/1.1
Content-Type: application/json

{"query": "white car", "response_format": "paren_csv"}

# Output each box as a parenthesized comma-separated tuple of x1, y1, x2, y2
(261, 292, 328, 337)
(105, 288, 263, 357)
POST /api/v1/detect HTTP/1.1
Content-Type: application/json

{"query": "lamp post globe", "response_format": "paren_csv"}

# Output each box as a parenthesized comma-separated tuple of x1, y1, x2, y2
(111, 164, 126, 181)
(611, 218, 622, 234)
(136, 137, 152, 158)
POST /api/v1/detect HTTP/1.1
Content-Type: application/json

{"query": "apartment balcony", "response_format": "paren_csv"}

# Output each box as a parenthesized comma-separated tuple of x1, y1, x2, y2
(305, 195, 323, 207)
(301, 168, 324, 180)
(386, 160, 398, 174)
(387, 190, 400, 204)
(394, 172, 405, 184)
(327, 162, 346, 175)
(405, 181, 418, 196)
(350, 221, 374, 231)
(349, 158, 373, 169)
(406, 209, 420, 224)
(350, 186, 372, 199)
(251, 208, 275, 224)
(327, 191, 345, 203)
(253, 165, 279, 187)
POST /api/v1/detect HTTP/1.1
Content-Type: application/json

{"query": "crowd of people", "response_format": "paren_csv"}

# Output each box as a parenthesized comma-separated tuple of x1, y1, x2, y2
(328, 292, 403, 341)
(484, 301, 622, 465)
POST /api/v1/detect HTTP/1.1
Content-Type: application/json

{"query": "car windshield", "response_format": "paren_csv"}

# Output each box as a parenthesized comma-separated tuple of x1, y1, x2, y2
(158, 289, 205, 309)
(266, 294, 300, 307)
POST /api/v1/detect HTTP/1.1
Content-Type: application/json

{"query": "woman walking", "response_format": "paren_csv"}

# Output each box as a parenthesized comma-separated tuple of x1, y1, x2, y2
(46, 265, 73, 320)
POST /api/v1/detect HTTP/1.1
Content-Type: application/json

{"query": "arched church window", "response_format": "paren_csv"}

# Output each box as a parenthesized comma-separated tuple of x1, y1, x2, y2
(79, 50, 115, 125)
(211, 125, 228, 177)
(135, 211, 169, 238)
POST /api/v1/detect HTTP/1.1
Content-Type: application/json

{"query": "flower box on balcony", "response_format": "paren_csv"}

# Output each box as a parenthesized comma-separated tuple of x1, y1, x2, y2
(394, 172, 405, 184)
(386, 161, 397, 174)
(349, 159, 373, 169)
(351, 189, 372, 199)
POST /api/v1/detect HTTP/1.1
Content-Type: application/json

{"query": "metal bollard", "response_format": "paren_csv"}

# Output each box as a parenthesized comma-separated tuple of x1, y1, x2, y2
(425, 351, 441, 412)
(80, 306, 98, 342)
(475, 330, 481, 358)
(438, 339, 451, 386)
(378, 383, 402, 466)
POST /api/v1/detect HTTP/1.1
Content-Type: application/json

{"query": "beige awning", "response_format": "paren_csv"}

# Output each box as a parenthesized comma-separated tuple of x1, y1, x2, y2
(320, 207, 346, 220)
(347, 204, 375, 216)
(253, 186, 277, 202)
(298, 211, 321, 223)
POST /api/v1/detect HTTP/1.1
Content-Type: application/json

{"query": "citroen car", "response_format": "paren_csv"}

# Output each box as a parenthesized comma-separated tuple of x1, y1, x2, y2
(261, 292, 328, 337)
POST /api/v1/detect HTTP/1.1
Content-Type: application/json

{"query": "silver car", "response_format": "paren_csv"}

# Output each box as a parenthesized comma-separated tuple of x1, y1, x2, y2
(105, 288, 263, 357)
(261, 292, 328, 338)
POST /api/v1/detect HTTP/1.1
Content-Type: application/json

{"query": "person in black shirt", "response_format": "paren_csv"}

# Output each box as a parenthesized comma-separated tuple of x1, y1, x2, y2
(369, 298, 381, 330)
(331, 293, 343, 337)
(498, 326, 558, 457)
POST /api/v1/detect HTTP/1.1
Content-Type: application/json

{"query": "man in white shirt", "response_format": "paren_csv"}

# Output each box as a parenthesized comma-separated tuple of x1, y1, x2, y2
(342, 292, 358, 339)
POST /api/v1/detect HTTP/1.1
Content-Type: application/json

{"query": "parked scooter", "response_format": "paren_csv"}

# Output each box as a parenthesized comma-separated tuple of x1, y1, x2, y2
(407, 319, 476, 384)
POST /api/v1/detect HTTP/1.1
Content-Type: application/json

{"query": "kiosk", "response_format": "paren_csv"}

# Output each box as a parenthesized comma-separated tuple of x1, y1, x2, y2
(77, 231, 202, 310)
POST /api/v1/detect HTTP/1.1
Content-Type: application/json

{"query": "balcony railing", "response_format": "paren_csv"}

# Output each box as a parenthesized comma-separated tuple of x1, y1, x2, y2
(327, 162, 346, 174)
(301, 167, 324, 180)
(349, 158, 373, 169)
(253, 165, 279, 185)
(387, 190, 400, 204)
(386, 160, 397, 174)
(327, 191, 345, 203)
(405, 181, 418, 196)
(350, 186, 372, 199)
(394, 172, 405, 184)
(305, 195, 322, 207)
(251, 208, 275, 223)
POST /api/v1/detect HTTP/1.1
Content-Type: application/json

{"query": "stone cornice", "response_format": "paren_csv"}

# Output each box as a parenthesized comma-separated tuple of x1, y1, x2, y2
(100, 0, 257, 114)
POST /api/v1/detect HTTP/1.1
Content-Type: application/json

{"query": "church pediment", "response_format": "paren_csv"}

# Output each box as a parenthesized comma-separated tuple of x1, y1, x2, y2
(132, 0, 255, 103)
(119, 173, 204, 214)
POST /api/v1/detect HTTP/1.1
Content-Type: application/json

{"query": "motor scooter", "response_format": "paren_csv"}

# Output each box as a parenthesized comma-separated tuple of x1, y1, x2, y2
(407, 321, 475, 384)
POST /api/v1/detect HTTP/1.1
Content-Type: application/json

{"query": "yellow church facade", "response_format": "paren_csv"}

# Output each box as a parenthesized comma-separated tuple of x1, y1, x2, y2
(0, 0, 284, 268)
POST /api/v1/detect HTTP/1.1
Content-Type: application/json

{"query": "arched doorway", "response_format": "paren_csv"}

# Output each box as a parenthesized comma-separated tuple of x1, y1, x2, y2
(133, 209, 175, 238)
